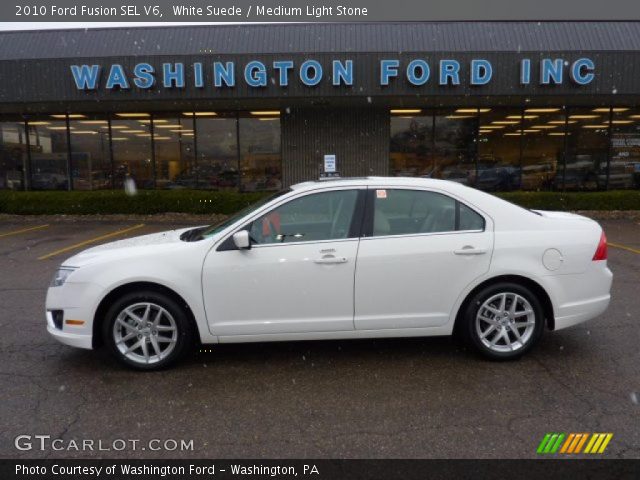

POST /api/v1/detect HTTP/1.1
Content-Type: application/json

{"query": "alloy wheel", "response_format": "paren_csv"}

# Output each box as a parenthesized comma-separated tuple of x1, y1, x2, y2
(112, 302, 178, 365)
(475, 292, 536, 353)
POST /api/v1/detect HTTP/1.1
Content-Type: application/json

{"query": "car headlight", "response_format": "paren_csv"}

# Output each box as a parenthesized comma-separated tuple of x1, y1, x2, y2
(50, 267, 76, 287)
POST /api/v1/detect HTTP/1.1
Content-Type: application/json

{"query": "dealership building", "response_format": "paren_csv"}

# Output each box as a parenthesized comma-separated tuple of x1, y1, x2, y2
(1, 21, 640, 192)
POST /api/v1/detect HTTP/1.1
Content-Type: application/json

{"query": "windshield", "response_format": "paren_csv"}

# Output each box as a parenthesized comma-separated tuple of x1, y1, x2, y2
(197, 189, 290, 239)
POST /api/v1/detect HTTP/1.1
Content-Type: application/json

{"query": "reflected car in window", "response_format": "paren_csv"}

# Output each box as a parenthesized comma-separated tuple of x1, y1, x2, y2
(45, 177, 612, 370)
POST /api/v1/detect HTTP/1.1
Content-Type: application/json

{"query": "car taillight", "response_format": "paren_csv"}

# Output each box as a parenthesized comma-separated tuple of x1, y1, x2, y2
(592, 231, 608, 261)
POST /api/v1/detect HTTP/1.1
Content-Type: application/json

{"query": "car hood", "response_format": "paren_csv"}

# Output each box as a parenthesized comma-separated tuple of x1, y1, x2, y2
(62, 226, 206, 267)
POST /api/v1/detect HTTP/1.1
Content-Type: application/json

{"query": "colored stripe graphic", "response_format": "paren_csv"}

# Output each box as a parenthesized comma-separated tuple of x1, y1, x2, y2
(537, 433, 565, 454)
(550, 433, 565, 453)
(568, 433, 586, 453)
(585, 433, 614, 454)
(597, 434, 613, 453)
(537, 433, 552, 454)
(574, 433, 589, 453)
(560, 433, 575, 453)
(584, 433, 599, 453)
(538, 433, 613, 454)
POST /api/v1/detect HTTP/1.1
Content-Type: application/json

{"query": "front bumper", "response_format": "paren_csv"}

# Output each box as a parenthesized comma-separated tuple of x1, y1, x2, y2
(46, 322, 93, 349)
(46, 281, 104, 350)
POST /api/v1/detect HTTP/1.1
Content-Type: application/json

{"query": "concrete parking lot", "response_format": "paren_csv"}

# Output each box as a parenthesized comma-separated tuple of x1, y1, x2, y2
(0, 215, 638, 459)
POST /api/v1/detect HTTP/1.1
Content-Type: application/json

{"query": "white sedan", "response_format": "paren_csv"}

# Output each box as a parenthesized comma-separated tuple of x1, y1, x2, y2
(46, 177, 612, 369)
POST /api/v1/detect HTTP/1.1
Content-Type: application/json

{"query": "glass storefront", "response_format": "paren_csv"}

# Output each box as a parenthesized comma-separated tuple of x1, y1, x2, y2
(0, 119, 28, 190)
(609, 108, 640, 190)
(239, 113, 282, 192)
(390, 109, 477, 184)
(153, 115, 195, 189)
(390, 112, 433, 177)
(521, 108, 566, 191)
(69, 115, 111, 190)
(195, 114, 239, 189)
(392, 106, 640, 191)
(433, 109, 477, 186)
(3, 107, 640, 192)
(111, 115, 154, 189)
(563, 108, 610, 191)
(476, 108, 523, 191)
(27, 117, 70, 190)
(7, 111, 281, 192)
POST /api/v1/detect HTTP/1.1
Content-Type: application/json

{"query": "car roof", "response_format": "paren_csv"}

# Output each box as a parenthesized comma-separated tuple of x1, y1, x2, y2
(290, 176, 467, 192)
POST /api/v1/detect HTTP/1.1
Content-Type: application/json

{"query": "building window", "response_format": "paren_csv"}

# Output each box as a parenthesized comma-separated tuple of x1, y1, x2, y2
(520, 107, 566, 191)
(564, 108, 610, 191)
(609, 107, 640, 190)
(194, 113, 239, 189)
(153, 114, 195, 189)
(390, 112, 432, 177)
(69, 116, 111, 190)
(111, 114, 153, 189)
(390, 109, 478, 184)
(433, 108, 478, 186)
(476, 108, 523, 191)
(27, 116, 70, 190)
(239, 113, 282, 191)
(0, 119, 28, 190)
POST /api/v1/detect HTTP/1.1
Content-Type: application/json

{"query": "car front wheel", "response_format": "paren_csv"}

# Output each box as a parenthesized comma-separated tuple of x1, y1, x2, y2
(463, 282, 544, 360)
(103, 290, 194, 370)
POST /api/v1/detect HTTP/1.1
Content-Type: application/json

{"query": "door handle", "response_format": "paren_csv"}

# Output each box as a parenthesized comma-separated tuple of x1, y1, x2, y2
(454, 246, 487, 255)
(314, 255, 348, 264)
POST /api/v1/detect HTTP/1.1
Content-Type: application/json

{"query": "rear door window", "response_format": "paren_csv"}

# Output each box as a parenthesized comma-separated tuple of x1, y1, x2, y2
(370, 189, 484, 237)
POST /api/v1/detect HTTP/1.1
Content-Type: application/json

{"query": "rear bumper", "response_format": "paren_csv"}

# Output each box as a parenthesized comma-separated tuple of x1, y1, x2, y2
(554, 294, 611, 330)
(550, 263, 613, 330)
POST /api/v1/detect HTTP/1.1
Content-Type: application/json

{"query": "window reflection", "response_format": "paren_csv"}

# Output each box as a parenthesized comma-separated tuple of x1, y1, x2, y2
(239, 114, 282, 191)
(69, 116, 111, 190)
(0, 119, 28, 190)
(111, 116, 153, 189)
(520, 108, 565, 191)
(610, 108, 640, 190)
(390, 113, 432, 177)
(564, 108, 610, 191)
(27, 117, 69, 190)
(476, 109, 522, 191)
(433, 109, 477, 185)
(195, 114, 238, 189)
(153, 115, 195, 189)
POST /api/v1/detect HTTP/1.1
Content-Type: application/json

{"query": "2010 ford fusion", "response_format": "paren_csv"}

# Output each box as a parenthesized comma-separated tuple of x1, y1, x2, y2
(46, 177, 612, 370)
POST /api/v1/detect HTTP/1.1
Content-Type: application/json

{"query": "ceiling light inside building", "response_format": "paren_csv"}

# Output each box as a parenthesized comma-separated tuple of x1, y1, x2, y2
(184, 112, 218, 116)
(525, 108, 561, 113)
(50, 114, 86, 119)
(390, 109, 421, 114)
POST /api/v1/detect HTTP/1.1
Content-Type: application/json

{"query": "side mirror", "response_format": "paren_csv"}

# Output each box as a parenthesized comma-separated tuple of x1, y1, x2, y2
(232, 230, 251, 250)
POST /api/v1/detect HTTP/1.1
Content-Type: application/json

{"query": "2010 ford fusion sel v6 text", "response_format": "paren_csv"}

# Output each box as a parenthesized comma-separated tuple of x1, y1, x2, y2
(46, 177, 612, 370)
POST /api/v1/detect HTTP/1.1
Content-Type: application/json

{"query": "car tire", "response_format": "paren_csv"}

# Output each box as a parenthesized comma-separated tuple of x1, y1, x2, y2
(462, 282, 544, 360)
(102, 290, 195, 370)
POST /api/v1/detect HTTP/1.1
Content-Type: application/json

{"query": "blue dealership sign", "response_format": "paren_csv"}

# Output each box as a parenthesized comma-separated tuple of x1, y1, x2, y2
(70, 57, 596, 91)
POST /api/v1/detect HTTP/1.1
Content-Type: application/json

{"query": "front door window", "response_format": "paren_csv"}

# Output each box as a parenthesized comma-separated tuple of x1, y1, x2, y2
(248, 189, 360, 244)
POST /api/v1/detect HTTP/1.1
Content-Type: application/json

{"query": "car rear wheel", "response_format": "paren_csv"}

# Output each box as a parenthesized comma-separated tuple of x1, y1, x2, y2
(463, 282, 544, 360)
(103, 290, 194, 370)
